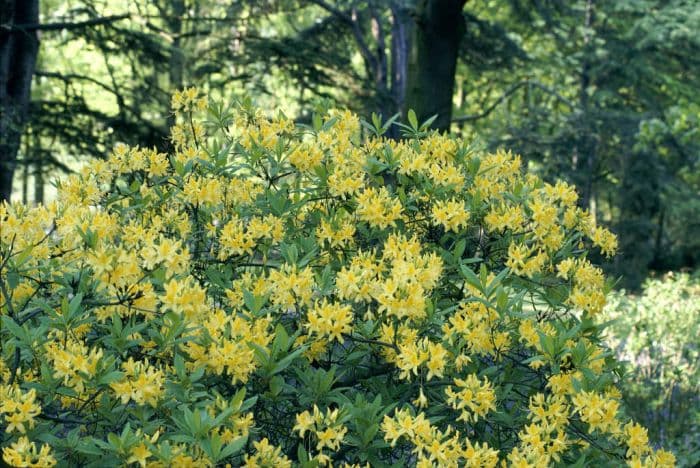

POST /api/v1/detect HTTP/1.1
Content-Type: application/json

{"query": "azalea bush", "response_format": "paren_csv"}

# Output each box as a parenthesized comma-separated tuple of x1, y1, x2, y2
(0, 88, 674, 467)
(603, 273, 700, 467)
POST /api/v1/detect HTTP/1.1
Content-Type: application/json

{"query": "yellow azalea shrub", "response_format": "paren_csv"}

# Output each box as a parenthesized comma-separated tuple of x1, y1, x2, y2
(0, 88, 673, 467)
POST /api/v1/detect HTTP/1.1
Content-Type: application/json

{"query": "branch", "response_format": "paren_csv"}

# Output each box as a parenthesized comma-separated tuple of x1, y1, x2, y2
(35, 70, 115, 95)
(452, 80, 577, 123)
(3, 14, 130, 33)
(342, 333, 400, 352)
(306, 0, 378, 73)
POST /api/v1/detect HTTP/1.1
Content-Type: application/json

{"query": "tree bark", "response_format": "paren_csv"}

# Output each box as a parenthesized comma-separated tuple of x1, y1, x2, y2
(166, 0, 185, 129)
(0, 0, 40, 202)
(387, 1, 412, 138)
(573, 0, 596, 210)
(403, 0, 466, 132)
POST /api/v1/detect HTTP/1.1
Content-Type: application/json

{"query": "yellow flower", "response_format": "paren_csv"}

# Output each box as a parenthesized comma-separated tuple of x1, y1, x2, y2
(127, 443, 151, 467)
(381, 414, 402, 446)
(293, 410, 315, 437)
(2, 437, 56, 467)
(289, 144, 324, 171)
(431, 199, 470, 232)
(571, 390, 620, 434)
(413, 387, 429, 409)
(556, 258, 576, 279)
(355, 187, 403, 229)
(445, 374, 497, 423)
(0, 387, 41, 434)
(305, 300, 353, 343)
(109, 359, 164, 407)
(624, 422, 650, 459)
(243, 438, 292, 468)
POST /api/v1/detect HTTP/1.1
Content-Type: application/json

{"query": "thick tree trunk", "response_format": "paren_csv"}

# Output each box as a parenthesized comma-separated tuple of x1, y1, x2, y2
(403, 0, 466, 132)
(388, 2, 412, 138)
(166, 0, 185, 129)
(573, 0, 596, 211)
(0, 0, 40, 202)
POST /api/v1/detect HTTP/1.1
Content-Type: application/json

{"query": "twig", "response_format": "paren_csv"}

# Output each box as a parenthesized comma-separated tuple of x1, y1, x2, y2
(3, 14, 130, 33)
(453, 80, 576, 123)
(342, 333, 400, 352)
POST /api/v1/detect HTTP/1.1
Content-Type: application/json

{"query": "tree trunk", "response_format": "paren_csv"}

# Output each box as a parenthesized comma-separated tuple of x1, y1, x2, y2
(574, 0, 596, 210)
(403, 0, 466, 132)
(388, 1, 412, 138)
(0, 0, 40, 202)
(166, 0, 185, 129)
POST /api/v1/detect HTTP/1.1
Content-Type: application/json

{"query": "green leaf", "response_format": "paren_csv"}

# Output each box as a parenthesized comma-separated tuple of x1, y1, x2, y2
(460, 264, 483, 293)
(539, 333, 556, 358)
(1, 316, 28, 343)
(269, 375, 284, 396)
(248, 342, 270, 367)
(453, 239, 467, 259)
(270, 345, 307, 376)
(68, 292, 84, 318)
(98, 371, 124, 385)
(205, 267, 228, 289)
(272, 324, 290, 354)
(407, 109, 418, 130)
(219, 435, 248, 460)
(419, 114, 438, 130)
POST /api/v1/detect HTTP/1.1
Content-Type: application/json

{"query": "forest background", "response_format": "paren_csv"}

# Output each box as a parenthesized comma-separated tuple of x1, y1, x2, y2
(1, 0, 699, 463)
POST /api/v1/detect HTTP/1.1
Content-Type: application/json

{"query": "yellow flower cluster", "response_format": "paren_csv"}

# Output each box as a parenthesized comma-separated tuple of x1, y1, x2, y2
(183, 175, 223, 206)
(395, 338, 449, 380)
(571, 390, 621, 434)
(0, 387, 41, 434)
(267, 264, 316, 310)
(382, 408, 499, 467)
(316, 217, 356, 248)
(444, 301, 510, 357)
(0, 89, 670, 466)
(431, 198, 470, 232)
(445, 374, 497, 423)
(306, 300, 353, 343)
(45, 339, 103, 394)
(2, 437, 56, 467)
(336, 234, 442, 324)
(293, 405, 348, 464)
(160, 277, 209, 320)
(243, 438, 292, 468)
(506, 393, 570, 465)
(485, 203, 526, 232)
(506, 242, 548, 278)
(218, 214, 284, 259)
(241, 112, 295, 151)
(110, 358, 164, 407)
(288, 143, 325, 171)
(558, 257, 608, 314)
(589, 225, 619, 257)
(171, 86, 208, 113)
(355, 187, 403, 229)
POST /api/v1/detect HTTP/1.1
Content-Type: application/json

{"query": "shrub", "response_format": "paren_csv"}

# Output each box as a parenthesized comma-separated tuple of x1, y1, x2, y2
(0, 89, 674, 467)
(603, 273, 700, 467)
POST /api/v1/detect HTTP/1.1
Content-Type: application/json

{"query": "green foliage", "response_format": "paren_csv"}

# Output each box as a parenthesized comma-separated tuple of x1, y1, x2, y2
(0, 92, 676, 466)
(458, 0, 700, 287)
(603, 273, 700, 466)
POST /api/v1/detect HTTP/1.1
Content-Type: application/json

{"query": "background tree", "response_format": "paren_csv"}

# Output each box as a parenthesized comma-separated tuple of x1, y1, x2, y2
(0, 0, 40, 202)
(453, 0, 700, 286)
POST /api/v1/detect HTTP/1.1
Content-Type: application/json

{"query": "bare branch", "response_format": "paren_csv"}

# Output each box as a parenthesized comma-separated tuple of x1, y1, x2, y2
(452, 80, 576, 123)
(3, 14, 129, 33)
(306, 0, 378, 73)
